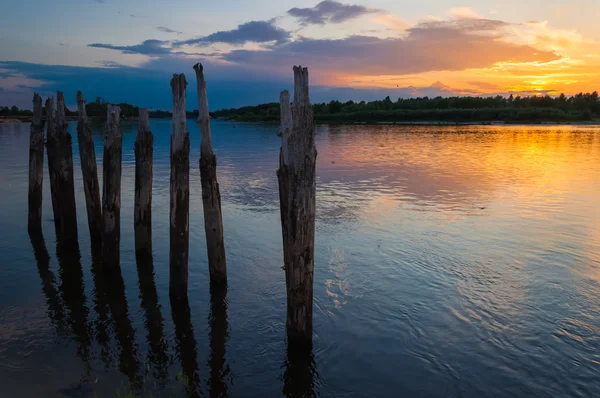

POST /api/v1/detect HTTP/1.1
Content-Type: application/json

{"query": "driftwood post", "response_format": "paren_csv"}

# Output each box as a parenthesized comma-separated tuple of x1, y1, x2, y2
(45, 97, 62, 237)
(102, 105, 122, 267)
(169, 74, 190, 298)
(134, 109, 153, 257)
(193, 63, 227, 284)
(76, 91, 103, 245)
(46, 92, 78, 246)
(28, 93, 45, 237)
(277, 66, 317, 345)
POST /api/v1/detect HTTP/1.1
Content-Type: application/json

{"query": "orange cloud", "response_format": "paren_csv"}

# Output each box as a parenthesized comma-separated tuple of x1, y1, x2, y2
(222, 19, 560, 77)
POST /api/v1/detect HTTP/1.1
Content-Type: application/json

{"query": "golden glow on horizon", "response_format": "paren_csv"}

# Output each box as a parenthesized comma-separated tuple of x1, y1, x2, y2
(322, 15, 600, 96)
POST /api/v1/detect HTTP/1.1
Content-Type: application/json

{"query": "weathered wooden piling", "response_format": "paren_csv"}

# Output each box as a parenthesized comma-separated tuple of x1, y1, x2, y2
(76, 91, 103, 245)
(193, 63, 227, 284)
(45, 97, 62, 236)
(28, 93, 45, 237)
(169, 74, 190, 298)
(277, 66, 317, 345)
(134, 109, 153, 257)
(102, 104, 122, 267)
(46, 92, 78, 246)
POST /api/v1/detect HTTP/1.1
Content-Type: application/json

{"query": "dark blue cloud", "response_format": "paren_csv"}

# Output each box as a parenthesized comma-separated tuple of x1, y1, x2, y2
(88, 39, 172, 55)
(288, 1, 378, 25)
(174, 20, 290, 47)
(0, 61, 289, 110)
(0, 61, 488, 111)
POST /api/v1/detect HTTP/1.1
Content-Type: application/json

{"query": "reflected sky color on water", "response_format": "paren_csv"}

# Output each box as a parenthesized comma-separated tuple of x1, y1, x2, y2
(0, 121, 599, 397)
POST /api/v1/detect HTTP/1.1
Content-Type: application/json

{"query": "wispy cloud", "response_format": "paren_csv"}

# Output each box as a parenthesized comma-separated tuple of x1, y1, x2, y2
(288, 0, 379, 25)
(448, 8, 483, 19)
(157, 26, 182, 34)
(96, 60, 123, 68)
(468, 81, 503, 90)
(370, 14, 411, 31)
(88, 39, 172, 55)
(174, 20, 290, 46)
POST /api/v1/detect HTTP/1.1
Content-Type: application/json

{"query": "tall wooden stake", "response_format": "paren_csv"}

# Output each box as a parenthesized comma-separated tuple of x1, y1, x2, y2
(46, 92, 78, 247)
(76, 91, 103, 245)
(134, 109, 153, 257)
(102, 104, 122, 267)
(28, 93, 45, 237)
(169, 74, 190, 299)
(45, 97, 62, 237)
(277, 66, 317, 345)
(193, 63, 227, 284)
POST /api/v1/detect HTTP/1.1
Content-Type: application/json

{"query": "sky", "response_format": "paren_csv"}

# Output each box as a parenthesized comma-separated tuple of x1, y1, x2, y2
(1, 0, 599, 110)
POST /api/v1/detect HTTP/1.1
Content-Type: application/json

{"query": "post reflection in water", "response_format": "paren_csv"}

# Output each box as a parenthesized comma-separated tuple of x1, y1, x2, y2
(171, 295, 201, 397)
(55, 240, 93, 375)
(100, 264, 142, 387)
(282, 344, 319, 398)
(11, 124, 600, 397)
(29, 233, 65, 334)
(136, 253, 169, 385)
(90, 251, 113, 370)
(207, 282, 232, 397)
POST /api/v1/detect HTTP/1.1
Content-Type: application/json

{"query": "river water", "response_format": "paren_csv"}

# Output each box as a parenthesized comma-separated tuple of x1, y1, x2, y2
(0, 121, 599, 397)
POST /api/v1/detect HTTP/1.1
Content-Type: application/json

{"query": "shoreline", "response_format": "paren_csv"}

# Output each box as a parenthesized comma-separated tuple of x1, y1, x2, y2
(3, 117, 600, 127)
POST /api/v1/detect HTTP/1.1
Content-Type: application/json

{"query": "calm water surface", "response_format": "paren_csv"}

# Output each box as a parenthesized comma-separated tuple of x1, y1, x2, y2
(0, 121, 599, 397)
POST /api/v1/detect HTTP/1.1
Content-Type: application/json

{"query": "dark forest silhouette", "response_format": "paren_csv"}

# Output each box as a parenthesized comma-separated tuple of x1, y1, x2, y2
(212, 92, 600, 123)
(4, 92, 599, 123)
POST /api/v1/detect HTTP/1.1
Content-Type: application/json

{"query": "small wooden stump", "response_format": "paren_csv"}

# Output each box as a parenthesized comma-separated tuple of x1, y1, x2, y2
(76, 91, 103, 245)
(102, 104, 122, 268)
(46, 92, 78, 247)
(277, 66, 317, 345)
(169, 74, 190, 299)
(134, 109, 153, 257)
(193, 63, 227, 284)
(28, 93, 45, 237)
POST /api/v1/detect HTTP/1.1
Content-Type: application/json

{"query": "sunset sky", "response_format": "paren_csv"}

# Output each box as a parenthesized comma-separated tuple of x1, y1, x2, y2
(1, 0, 598, 110)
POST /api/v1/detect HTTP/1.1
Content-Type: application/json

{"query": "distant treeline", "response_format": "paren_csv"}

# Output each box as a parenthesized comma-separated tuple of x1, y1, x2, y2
(3, 92, 599, 123)
(1, 97, 198, 120)
(211, 92, 600, 123)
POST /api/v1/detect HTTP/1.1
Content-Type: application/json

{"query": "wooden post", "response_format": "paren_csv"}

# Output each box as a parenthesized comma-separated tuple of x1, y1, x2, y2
(193, 63, 227, 284)
(277, 66, 317, 345)
(102, 104, 122, 268)
(46, 92, 78, 247)
(76, 91, 103, 245)
(134, 109, 153, 257)
(56, 92, 79, 245)
(28, 93, 45, 237)
(169, 74, 190, 299)
(45, 97, 62, 237)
